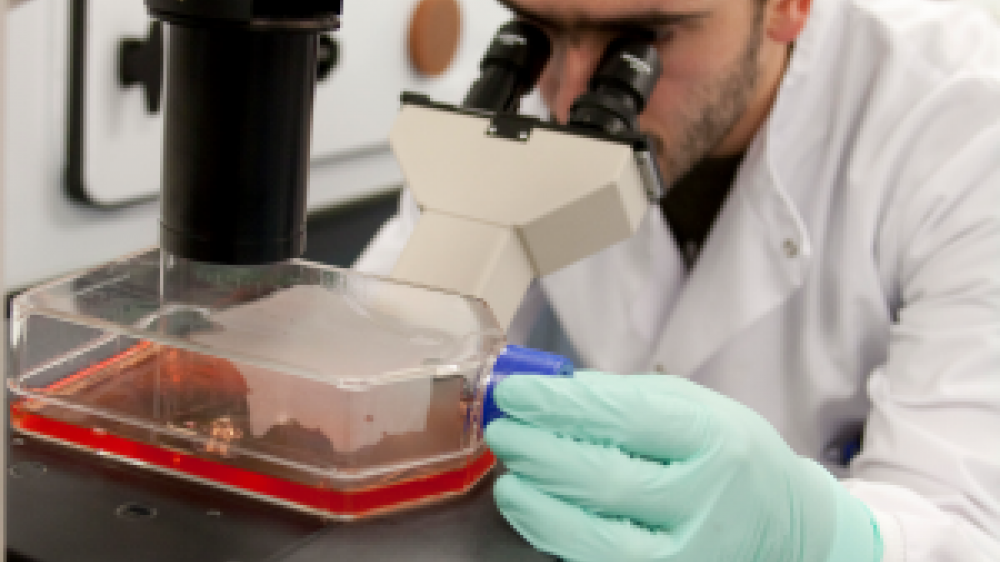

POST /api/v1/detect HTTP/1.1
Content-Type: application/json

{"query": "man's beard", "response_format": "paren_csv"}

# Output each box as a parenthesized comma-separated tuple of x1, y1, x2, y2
(654, 11, 765, 186)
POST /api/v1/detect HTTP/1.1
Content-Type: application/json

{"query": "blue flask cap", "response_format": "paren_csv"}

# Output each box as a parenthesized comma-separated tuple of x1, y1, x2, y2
(482, 345, 574, 428)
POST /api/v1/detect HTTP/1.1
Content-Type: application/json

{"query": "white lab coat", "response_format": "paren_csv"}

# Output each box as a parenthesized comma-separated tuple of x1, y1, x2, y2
(355, 0, 1000, 558)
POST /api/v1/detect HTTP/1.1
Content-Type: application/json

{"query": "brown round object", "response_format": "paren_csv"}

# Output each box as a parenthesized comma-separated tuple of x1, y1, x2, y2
(408, 0, 462, 77)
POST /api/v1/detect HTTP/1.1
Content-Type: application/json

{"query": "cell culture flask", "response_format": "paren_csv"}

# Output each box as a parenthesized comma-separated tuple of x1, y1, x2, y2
(8, 248, 567, 520)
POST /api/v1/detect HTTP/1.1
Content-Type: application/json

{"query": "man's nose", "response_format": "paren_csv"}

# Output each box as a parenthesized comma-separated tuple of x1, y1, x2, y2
(545, 38, 605, 124)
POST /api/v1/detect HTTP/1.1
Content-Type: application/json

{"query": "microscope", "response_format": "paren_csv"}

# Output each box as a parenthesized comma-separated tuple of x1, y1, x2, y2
(390, 21, 665, 327)
(7, 6, 663, 523)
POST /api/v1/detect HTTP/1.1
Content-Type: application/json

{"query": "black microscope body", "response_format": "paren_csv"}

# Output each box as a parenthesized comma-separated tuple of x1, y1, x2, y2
(146, 0, 342, 265)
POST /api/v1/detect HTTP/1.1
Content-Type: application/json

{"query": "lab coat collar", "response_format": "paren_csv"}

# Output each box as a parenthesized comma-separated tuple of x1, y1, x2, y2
(648, 0, 834, 376)
(652, 129, 812, 377)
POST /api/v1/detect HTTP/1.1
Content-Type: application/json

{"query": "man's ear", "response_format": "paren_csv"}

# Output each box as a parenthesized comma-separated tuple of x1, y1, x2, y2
(766, 0, 812, 43)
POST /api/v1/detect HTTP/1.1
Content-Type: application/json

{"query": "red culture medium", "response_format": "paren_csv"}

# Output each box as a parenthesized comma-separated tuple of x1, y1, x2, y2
(10, 342, 496, 519)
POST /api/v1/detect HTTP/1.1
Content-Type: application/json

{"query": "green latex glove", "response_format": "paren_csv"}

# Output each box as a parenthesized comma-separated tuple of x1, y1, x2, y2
(484, 371, 883, 562)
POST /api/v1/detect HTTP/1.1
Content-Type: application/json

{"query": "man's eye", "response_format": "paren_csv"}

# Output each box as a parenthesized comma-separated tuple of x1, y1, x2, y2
(515, 17, 560, 39)
(636, 26, 676, 44)
(607, 24, 676, 45)
(654, 28, 677, 43)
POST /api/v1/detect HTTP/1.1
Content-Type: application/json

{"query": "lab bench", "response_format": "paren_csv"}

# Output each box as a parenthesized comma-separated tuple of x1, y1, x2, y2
(6, 430, 553, 562)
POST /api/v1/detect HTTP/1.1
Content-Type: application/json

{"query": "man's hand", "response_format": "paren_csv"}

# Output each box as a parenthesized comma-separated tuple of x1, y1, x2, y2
(484, 371, 883, 562)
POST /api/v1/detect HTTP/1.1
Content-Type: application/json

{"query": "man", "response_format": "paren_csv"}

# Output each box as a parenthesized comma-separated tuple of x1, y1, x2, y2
(356, 0, 1000, 559)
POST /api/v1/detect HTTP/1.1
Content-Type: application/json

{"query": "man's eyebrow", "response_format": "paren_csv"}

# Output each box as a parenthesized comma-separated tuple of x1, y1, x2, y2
(495, 0, 708, 33)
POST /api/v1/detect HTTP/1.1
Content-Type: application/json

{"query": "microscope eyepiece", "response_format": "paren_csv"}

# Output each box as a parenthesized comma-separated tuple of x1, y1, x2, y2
(463, 21, 551, 113)
(569, 38, 662, 135)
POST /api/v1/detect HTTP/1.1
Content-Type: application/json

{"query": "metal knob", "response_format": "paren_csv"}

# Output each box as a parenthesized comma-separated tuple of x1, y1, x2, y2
(317, 33, 340, 82)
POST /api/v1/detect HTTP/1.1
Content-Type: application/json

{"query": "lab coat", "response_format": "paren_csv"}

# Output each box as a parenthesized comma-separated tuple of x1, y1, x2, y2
(355, 0, 1000, 558)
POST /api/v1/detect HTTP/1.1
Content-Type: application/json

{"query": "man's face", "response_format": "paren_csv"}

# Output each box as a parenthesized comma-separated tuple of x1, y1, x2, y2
(498, 0, 775, 185)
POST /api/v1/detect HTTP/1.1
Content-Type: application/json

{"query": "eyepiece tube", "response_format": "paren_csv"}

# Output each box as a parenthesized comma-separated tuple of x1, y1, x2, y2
(569, 38, 662, 135)
(463, 21, 551, 113)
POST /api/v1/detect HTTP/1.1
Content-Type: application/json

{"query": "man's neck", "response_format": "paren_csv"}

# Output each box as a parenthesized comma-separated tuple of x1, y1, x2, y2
(713, 43, 792, 157)
(660, 153, 746, 268)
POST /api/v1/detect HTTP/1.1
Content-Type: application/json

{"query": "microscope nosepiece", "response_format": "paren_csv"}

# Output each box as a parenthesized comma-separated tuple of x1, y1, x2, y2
(147, 1, 343, 265)
(145, 0, 342, 30)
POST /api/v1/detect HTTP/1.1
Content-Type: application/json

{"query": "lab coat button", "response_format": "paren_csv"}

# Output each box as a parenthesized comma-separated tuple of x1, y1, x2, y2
(783, 239, 799, 258)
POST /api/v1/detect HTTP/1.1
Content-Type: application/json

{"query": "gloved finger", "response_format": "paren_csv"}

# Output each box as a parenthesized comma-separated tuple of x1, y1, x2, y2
(575, 370, 714, 402)
(494, 473, 680, 562)
(493, 372, 717, 464)
(487, 418, 705, 529)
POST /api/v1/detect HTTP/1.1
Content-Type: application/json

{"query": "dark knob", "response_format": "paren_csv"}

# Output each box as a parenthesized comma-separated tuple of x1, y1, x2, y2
(317, 33, 340, 82)
(118, 21, 164, 114)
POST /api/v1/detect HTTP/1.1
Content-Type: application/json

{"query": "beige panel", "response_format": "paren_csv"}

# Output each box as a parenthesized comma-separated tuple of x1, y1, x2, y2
(391, 211, 534, 328)
(520, 182, 638, 275)
(390, 104, 642, 226)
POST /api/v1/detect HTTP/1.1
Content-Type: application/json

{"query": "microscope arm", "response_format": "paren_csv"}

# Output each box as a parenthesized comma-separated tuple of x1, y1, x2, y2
(392, 211, 535, 331)
(389, 101, 650, 329)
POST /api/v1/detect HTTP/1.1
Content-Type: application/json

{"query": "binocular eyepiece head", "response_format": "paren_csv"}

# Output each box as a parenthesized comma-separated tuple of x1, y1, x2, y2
(465, 21, 662, 136)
